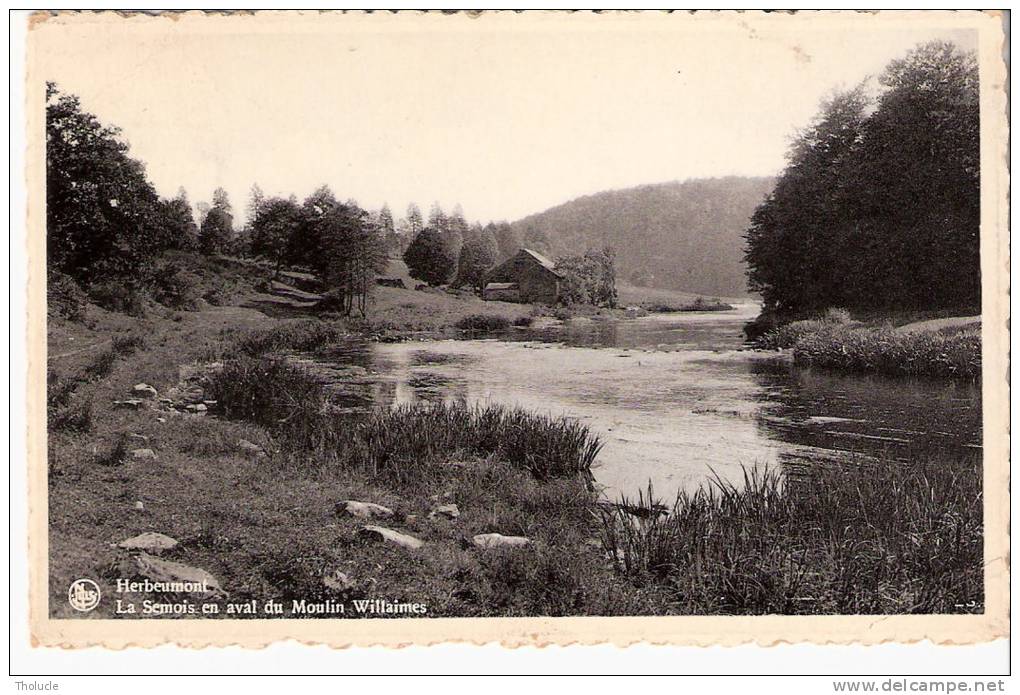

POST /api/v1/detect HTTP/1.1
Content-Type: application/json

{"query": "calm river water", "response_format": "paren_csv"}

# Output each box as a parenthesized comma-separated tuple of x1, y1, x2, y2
(303, 303, 982, 500)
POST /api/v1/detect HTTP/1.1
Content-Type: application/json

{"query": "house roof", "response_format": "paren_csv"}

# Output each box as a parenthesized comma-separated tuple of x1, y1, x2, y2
(519, 248, 562, 276)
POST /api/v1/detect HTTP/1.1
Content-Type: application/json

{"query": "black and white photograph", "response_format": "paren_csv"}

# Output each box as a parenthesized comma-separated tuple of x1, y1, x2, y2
(23, 9, 1008, 654)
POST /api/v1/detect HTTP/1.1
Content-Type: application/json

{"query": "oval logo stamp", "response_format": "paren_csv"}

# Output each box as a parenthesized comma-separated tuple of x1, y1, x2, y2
(68, 579, 101, 612)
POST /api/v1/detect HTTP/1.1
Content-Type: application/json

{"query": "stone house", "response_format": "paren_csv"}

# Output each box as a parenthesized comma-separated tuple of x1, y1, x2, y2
(482, 248, 562, 304)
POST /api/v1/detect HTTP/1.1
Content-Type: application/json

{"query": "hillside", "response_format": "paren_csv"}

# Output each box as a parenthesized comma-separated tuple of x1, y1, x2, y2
(511, 176, 774, 297)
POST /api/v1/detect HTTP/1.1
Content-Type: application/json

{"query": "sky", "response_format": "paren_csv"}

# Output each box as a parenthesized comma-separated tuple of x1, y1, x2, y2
(34, 12, 979, 225)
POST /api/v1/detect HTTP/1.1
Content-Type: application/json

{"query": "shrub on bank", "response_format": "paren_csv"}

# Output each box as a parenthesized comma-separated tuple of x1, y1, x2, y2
(454, 314, 511, 331)
(223, 320, 347, 358)
(641, 297, 734, 313)
(598, 453, 983, 614)
(47, 271, 89, 322)
(150, 261, 204, 310)
(87, 279, 148, 316)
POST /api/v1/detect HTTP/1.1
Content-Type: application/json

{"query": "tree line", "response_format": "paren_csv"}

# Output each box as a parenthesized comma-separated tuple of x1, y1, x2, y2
(46, 81, 618, 316)
(744, 41, 980, 316)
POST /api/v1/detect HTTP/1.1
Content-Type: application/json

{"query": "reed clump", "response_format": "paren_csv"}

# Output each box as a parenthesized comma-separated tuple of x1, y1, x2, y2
(760, 317, 980, 379)
(598, 455, 983, 615)
(224, 319, 347, 358)
(207, 355, 602, 483)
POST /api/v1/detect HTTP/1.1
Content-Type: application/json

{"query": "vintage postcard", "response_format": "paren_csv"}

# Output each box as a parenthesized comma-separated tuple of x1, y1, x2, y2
(25, 10, 1009, 649)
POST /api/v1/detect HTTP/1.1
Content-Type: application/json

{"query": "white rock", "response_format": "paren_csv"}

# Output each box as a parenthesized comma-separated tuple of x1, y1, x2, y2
(185, 403, 207, 413)
(323, 570, 355, 592)
(118, 532, 178, 553)
(132, 383, 158, 399)
(113, 399, 145, 410)
(131, 448, 157, 460)
(358, 525, 424, 550)
(238, 439, 266, 457)
(472, 533, 531, 549)
(429, 503, 460, 520)
(339, 500, 394, 520)
(134, 501, 145, 511)
(133, 553, 226, 597)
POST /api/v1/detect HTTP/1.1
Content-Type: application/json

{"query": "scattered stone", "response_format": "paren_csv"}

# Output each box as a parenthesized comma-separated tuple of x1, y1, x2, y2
(203, 400, 218, 407)
(131, 448, 157, 461)
(155, 417, 167, 424)
(128, 433, 149, 443)
(429, 503, 460, 520)
(134, 501, 145, 511)
(185, 403, 207, 413)
(472, 533, 531, 549)
(132, 383, 158, 399)
(133, 553, 226, 597)
(404, 514, 418, 525)
(323, 569, 355, 592)
(358, 525, 424, 550)
(117, 532, 178, 553)
(338, 500, 394, 520)
(113, 399, 145, 410)
(238, 439, 266, 457)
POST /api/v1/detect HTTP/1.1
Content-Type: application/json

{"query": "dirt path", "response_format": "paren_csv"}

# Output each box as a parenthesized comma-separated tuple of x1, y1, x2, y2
(48, 339, 113, 360)
(895, 316, 981, 334)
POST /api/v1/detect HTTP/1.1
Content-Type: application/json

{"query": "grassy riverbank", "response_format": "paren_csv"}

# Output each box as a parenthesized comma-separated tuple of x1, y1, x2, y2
(47, 271, 983, 618)
(756, 310, 981, 380)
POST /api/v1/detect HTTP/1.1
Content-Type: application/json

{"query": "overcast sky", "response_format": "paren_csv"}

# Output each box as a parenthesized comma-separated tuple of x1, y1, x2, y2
(36, 12, 978, 224)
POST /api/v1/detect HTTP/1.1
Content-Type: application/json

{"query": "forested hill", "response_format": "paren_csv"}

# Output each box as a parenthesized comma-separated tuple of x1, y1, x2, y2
(510, 176, 774, 297)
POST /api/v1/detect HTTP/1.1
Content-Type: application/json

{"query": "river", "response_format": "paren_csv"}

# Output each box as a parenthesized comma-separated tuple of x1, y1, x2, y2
(300, 303, 982, 500)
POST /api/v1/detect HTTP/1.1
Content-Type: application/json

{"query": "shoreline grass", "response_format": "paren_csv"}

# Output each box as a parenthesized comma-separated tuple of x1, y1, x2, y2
(599, 453, 983, 614)
(639, 297, 734, 313)
(759, 318, 980, 380)
(206, 353, 602, 484)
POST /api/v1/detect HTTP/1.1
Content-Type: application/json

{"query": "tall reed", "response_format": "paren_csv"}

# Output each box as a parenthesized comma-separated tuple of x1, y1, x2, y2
(598, 456, 983, 614)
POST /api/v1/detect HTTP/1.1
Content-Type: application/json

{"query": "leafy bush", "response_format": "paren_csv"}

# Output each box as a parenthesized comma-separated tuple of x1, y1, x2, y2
(150, 261, 203, 310)
(454, 314, 511, 331)
(49, 397, 93, 434)
(47, 271, 88, 322)
(87, 279, 148, 316)
(111, 334, 146, 356)
(824, 307, 853, 324)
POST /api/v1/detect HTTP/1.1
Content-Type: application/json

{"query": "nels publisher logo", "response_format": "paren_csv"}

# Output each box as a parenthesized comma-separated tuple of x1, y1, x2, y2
(68, 579, 101, 612)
